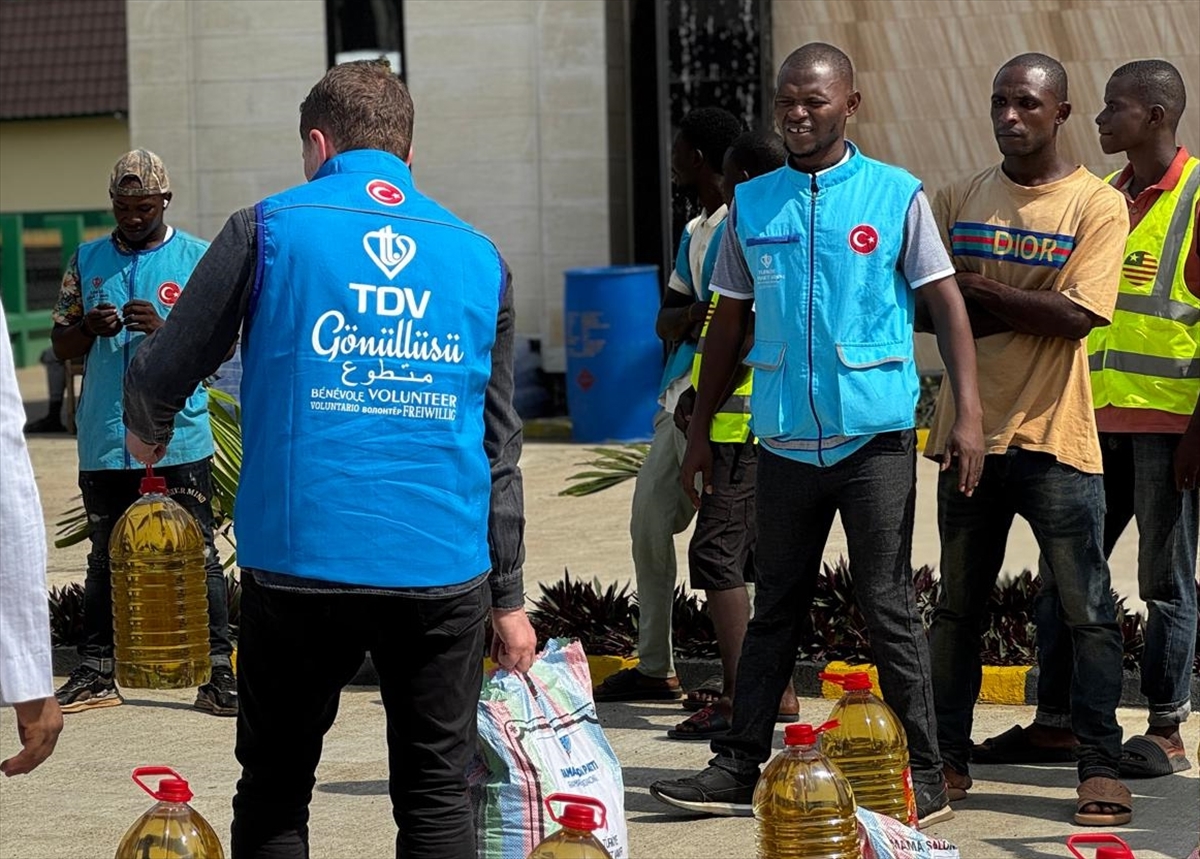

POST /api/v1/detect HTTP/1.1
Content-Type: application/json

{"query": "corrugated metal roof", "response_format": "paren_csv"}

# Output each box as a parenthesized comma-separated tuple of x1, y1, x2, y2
(0, 0, 128, 120)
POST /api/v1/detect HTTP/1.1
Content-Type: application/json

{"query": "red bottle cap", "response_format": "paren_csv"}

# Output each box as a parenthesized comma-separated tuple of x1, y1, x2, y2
(784, 720, 840, 746)
(1067, 833, 1135, 859)
(545, 793, 606, 832)
(139, 476, 168, 495)
(132, 766, 194, 803)
(819, 671, 873, 691)
(139, 464, 167, 495)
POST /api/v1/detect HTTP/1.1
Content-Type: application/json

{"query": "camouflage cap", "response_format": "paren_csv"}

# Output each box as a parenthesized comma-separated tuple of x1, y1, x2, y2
(109, 149, 170, 197)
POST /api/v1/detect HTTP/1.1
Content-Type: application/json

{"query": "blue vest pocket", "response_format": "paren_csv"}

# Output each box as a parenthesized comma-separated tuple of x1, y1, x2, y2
(746, 233, 801, 246)
(835, 341, 914, 435)
(744, 340, 787, 437)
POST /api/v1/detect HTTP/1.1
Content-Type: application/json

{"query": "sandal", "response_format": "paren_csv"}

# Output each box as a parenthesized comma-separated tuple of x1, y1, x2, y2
(1120, 735, 1192, 779)
(667, 705, 732, 741)
(594, 667, 683, 702)
(1074, 776, 1133, 827)
(682, 674, 724, 712)
(972, 724, 1078, 764)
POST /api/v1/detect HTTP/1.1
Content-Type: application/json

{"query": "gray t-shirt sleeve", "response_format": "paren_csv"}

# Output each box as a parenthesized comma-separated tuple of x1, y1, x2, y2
(902, 190, 955, 289)
(709, 203, 755, 299)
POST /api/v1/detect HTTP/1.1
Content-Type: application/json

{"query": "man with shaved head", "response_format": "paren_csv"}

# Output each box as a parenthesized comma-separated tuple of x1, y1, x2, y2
(980, 58, 1199, 784)
(923, 53, 1133, 826)
(652, 42, 985, 828)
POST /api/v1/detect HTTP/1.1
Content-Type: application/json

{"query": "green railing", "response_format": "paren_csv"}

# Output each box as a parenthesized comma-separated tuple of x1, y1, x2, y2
(1, 211, 111, 366)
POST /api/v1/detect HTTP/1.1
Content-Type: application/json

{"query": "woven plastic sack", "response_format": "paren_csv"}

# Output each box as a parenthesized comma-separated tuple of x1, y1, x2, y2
(858, 807, 960, 859)
(470, 638, 628, 859)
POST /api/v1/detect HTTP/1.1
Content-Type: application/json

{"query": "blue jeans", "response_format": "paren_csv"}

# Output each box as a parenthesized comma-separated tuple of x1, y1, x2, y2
(78, 458, 234, 671)
(1035, 433, 1198, 730)
(929, 448, 1124, 780)
(713, 433, 944, 787)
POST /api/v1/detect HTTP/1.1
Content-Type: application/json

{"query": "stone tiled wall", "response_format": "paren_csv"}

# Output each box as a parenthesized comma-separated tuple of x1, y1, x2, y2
(771, 0, 1200, 195)
(125, 0, 327, 240)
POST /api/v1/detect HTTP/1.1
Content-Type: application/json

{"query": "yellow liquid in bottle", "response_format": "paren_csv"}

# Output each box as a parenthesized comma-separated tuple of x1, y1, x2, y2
(823, 690, 916, 827)
(526, 827, 613, 859)
(754, 743, 861, 859)
(109, 493, 211, 689)
(115, 802, 225, 859)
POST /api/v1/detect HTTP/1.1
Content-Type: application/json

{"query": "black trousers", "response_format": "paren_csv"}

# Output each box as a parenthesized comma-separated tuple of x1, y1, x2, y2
(230, 573, 488, 859)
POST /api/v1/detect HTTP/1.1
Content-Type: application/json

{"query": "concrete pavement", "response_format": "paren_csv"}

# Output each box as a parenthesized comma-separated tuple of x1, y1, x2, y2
(6, 364, 1193, 858)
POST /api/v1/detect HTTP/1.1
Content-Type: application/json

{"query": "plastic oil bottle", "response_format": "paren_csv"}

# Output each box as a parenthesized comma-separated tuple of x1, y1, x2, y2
(109, 468, 211, 689)
(115, 766, 225, 859)
(820, 672, 916, 828)
(753, 721, 861, 859)
(526, 794, 612, 859)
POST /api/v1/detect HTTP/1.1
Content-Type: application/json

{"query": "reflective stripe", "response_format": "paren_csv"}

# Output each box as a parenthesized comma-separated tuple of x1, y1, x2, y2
(1090, 350, 1200, 379)
(1115, 292, 1200, 325)
(765, 432, 860, 451)
(715, 394, 751, 414)
(1149, 164, 1200, 302)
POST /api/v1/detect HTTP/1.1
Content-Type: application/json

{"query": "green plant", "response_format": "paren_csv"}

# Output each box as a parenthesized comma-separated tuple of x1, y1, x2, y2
(558, 445, 648, 497)
(527, 569, 637, 656)
(47, 582, 86, 647)
(671, 585, 718, 658)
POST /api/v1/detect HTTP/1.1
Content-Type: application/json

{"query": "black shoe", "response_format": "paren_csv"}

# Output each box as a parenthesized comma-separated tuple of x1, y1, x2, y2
(195, 665, 238, 717)
(916, 778, 955, 828)
(55, 665, 123, 713)
(24, 414, 66, 434)
(650, 764, 756, 817)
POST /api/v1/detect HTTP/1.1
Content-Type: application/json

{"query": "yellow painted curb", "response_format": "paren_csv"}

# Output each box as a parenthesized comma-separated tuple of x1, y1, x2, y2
(821, 660, 1031, 705)
(482, 654, 638, 690)
(916, 428, 930, 453)
(977, 665, 1031, 704)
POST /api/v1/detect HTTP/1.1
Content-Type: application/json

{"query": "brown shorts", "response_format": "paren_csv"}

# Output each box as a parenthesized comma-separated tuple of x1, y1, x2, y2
(687, 440, 757, 591)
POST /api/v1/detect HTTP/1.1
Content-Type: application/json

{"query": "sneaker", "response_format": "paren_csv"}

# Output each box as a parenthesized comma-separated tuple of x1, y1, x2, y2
(55, 665, 123, 713)
(916, 778, 955, 829)
(24, 414, 66, 434)
(194, 665, 238, 717)
(650, 765, 756, 817)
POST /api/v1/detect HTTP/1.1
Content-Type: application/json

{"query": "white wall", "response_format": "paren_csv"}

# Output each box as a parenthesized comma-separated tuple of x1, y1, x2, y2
(125, 0, 327, 239)
(404, 0, 614, 371)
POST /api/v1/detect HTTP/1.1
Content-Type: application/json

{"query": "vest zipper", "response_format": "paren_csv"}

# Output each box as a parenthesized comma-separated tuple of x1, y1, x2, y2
(808, 173, 824, 466)
(123, 254, 137, 470)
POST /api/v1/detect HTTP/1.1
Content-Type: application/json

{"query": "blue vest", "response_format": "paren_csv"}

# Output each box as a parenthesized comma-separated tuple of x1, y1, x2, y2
(76, 231, 213, 471)
(658, 217, 726, 398)
(236, 150, 504, 588)
(736, 145, 921, 465)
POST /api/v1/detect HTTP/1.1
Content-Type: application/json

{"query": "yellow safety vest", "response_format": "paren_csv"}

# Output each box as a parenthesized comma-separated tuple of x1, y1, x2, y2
(691, 294, 754, 443)
(1089, 157, 1200, 415)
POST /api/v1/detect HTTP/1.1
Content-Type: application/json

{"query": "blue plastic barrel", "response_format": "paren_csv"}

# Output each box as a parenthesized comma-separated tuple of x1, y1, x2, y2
(564, 265, 661, 443)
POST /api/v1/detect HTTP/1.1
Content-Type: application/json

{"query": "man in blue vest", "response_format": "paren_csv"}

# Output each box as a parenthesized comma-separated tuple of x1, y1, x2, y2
(49, 149, 237, 719)
(123, 60, 536, 857)
(651, 42, 986, 828)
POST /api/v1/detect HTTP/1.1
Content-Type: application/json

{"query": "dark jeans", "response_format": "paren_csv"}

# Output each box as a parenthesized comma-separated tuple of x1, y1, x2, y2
(929, 448, 1124, 781)
(1035, 433, 1199, 729)
(78, 458, 233, 671)
(713, 432, 943, 786)
(230, 572, 487, 859)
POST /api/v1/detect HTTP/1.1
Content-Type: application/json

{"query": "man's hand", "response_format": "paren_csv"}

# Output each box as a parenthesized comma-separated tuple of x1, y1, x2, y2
(1175, 424, 1200, 493)
(125, 429, 166, 465)
(679, 427, 713, 509)
(491, 607, 537, 674)
(1, 697, 63, 777)
(84, 305, 123, 338)
(942, 414, 986, 496)
(122, 300, 164, 334)
(673, 387, 696, 433)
